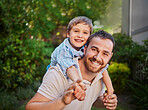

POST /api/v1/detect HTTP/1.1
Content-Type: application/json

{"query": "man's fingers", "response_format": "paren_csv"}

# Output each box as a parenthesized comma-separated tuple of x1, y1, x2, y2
(106, 106, 116, 110)
(108, 94, 117, 99)
(104, 101, 117, 110)
(67, 83, 78, 91)
(65, 89, 74, 96)
(104, 102, 117, 107)
(75, 79, 82, 83)
(103, 92, 107, 97)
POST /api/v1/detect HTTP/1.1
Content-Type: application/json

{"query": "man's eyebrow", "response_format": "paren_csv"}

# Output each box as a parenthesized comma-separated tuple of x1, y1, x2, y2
(91, 46, 99, 50)
(104, 50, 111, 54)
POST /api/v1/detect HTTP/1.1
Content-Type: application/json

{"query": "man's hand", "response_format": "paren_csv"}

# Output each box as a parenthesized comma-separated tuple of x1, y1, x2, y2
(103, 93, 118, 110)
(62, 79, 86, 105)
(62, 82, 77, 105)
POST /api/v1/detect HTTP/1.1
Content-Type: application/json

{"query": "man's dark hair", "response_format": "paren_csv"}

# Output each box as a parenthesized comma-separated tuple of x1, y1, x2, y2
(87, 30, 115, 50)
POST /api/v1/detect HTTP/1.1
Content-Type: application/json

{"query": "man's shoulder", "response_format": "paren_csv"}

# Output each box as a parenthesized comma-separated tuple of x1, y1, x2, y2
(44, 65, 66, 80)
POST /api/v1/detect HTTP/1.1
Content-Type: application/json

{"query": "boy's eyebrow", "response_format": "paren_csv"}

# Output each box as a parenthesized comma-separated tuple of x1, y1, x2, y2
(73, 27, 90, 32)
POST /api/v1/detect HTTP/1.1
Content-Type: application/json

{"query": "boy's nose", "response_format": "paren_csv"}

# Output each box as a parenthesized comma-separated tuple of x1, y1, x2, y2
(78, 33, 83, 38)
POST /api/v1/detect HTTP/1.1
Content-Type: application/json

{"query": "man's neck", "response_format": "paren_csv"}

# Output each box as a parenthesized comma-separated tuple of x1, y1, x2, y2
(78, 59, 98, 83)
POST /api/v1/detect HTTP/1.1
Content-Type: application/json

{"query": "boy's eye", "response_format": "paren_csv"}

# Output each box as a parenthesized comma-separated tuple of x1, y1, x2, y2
(74, 30, 78, 32)
(84, 32, 88, 34)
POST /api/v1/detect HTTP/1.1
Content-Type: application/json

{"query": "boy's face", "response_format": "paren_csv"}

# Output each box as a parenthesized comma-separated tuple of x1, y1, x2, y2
(67, 23, 90, 50)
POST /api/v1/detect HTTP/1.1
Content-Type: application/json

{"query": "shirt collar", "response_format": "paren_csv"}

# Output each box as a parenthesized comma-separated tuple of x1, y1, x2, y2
(73, 57, 103, 86)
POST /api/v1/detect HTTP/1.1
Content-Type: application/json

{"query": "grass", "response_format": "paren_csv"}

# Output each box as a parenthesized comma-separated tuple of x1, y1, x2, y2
(91, 105, 130, 110)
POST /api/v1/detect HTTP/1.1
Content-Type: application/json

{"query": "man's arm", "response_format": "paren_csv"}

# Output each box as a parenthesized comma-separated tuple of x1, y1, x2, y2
(25, 93, 65, 110)
(26, 81, 78, 110)
(93, 95, 105, 108)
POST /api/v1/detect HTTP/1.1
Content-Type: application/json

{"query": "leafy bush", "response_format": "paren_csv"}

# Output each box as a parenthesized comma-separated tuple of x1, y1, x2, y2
(112, 33, 148, 79)
(16, 87, 35, 100)
(0, 35, 53, 89)
(128, 80, 148, 110)
(0, 0, 112, 90)
(0, 89, 18, 110)
(108, 62, 131, 93)
(134, 53, 148, 83)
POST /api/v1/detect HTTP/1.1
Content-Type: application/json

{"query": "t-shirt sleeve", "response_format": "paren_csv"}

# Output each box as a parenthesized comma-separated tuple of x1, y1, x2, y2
(37, 67, 69, 100)
(100, 64, 109, 74)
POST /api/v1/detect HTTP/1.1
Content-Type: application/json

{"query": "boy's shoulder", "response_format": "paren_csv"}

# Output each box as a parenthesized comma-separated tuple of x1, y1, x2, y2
(54, 38, 73, 51)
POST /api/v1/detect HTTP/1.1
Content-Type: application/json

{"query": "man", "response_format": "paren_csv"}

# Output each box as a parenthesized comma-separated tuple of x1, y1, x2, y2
(26, 30, 118, 110)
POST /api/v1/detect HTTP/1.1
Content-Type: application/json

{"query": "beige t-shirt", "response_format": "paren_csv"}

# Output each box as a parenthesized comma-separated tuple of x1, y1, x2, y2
(37, 58, 105, 110)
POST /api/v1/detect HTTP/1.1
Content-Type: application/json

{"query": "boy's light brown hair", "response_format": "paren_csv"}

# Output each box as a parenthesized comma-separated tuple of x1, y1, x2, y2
(67, 16, 93, 34)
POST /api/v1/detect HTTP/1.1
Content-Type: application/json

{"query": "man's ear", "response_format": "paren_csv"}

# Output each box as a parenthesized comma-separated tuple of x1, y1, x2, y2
(109, 52, 113, 60)
(84, 45, 87, 54)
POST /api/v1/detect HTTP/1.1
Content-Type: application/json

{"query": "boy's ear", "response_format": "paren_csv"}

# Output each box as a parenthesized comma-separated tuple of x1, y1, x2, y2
(67, 31, 70, 38)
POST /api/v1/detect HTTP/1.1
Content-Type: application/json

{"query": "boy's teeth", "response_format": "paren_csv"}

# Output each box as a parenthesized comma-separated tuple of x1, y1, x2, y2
(75, 39, 83, 42)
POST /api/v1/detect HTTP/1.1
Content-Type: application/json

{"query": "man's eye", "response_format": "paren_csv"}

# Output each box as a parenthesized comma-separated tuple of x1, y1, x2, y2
(103, 53, 108, 56)
(92, 48, 97, 52)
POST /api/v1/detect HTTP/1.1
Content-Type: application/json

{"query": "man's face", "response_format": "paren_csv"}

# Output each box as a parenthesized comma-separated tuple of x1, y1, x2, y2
(83, 37, 113, 73)
(67, 23, 90, 50)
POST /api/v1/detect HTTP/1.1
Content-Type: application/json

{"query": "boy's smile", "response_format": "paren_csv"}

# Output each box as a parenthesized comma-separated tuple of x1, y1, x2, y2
(67, 23, 90, 50)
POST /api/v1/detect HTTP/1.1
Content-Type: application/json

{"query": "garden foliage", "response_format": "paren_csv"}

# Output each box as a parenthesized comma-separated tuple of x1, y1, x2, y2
(108, 62, 130, 93)
(0, 0, 111, 89)
(112, 33, 147, 79)
(108, 33, 148, 94)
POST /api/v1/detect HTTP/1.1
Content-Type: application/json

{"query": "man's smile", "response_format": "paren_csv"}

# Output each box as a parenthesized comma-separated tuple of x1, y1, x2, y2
(89, 58, 102, 67)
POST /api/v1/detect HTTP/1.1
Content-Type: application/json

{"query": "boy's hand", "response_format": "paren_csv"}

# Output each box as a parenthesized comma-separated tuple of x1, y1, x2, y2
(104, 88, 114, 100)
(79, 81, 87, 91)
(74, 79, 86, 101)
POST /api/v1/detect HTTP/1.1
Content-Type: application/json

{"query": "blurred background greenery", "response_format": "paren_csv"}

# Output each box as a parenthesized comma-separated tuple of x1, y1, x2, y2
(0, 0, 147, 110)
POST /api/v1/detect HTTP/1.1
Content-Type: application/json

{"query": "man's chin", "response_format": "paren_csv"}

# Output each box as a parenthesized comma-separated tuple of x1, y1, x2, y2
(87, 66, 102, 73)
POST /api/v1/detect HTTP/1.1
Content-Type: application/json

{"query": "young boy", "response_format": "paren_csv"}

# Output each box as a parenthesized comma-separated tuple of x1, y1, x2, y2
(47, 16, 114, 100)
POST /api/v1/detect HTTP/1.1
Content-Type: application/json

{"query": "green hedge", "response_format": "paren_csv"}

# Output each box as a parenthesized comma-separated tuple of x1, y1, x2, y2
(112, 33, 148, 79)
(108, 62, 131, 93)
(0, 35, 53, 89)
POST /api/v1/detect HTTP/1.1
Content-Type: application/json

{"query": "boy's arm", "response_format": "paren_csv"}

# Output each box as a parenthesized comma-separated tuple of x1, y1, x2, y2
(67, 66, 86, 101)
(66, 66, 80, 82)
(102, 70, 114, 96)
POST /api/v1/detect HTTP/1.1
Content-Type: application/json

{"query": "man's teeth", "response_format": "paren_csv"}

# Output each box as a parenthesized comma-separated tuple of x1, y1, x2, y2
(92, 61, 99, 65)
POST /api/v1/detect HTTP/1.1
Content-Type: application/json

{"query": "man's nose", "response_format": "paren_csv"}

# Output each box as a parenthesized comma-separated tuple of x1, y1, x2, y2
(94, 53, 102, 62)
